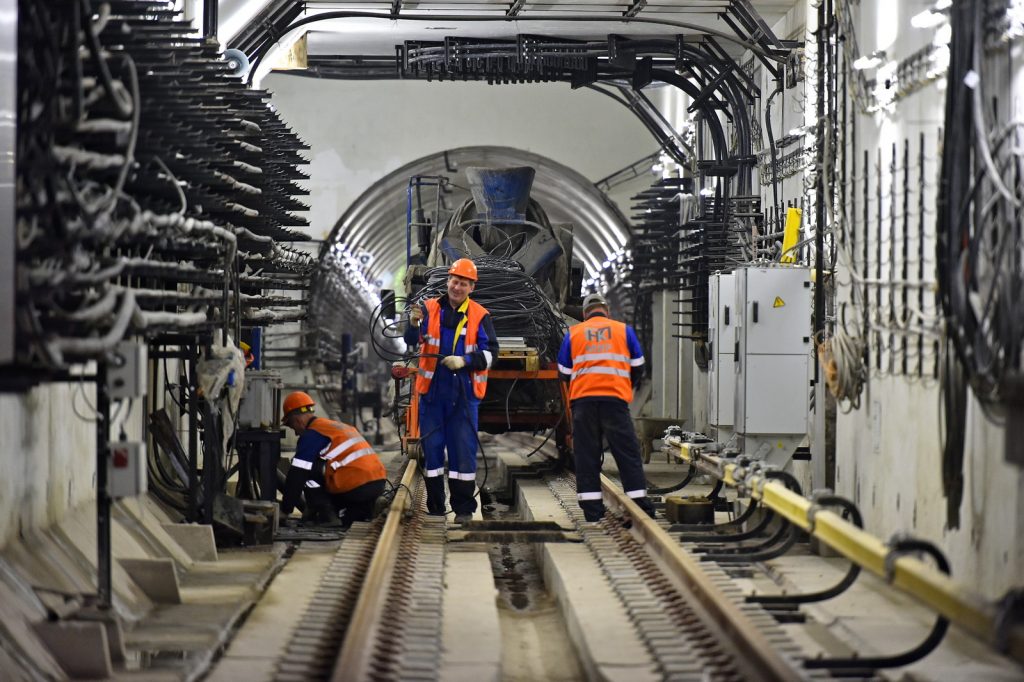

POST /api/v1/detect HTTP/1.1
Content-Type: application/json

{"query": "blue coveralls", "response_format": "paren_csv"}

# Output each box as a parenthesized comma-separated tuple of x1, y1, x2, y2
(404, 297, 496, 516)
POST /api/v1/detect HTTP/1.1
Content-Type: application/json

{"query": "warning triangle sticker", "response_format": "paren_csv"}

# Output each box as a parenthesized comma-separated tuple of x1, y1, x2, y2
(772, 296, 785, 308)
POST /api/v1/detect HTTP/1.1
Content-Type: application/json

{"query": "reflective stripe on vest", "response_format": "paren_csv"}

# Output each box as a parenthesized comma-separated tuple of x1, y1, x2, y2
(415, 297, 490, 399)
(306, 419, 386, 494)
(291, 457, 313, 470)
(330, 447, 375, 470)
(572, 366, 630, 378)
(567, 316, 634, 402)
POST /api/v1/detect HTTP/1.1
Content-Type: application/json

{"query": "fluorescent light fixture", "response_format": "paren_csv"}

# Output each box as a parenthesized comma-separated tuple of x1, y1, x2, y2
(911, 9, 946, 29)
(933, 23, 952, 46)
(852, 51, 886, 71)
(934, 0, 952, 9)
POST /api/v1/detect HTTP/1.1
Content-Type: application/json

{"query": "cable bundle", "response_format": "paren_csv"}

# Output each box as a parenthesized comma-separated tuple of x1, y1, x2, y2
(14, 0, 311, 369)
(409, 255, 569, 360)
(817, 330, 866, 411)
(938, 0, 1024, 406)
(936, 0, 1024, 523)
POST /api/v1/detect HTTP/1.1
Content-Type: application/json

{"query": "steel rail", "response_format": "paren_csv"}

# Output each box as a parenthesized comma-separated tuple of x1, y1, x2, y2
(666, 438, 1024, 664)
(599, 473, 803, 682)
(330, 459, 418, 681)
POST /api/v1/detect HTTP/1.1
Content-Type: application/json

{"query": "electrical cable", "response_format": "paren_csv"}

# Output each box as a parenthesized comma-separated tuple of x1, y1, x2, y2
(370, 255, 569, 364)
(764, 85, 783, 220)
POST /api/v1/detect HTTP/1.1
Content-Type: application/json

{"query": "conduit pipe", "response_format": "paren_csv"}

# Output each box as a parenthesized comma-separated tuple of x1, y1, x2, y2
(664, 436, 1024, 663)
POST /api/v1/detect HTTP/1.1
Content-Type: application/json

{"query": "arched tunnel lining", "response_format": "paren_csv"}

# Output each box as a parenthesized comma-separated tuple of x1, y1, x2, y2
(326, 145, 632, 282)
(307, 146, 635, 366)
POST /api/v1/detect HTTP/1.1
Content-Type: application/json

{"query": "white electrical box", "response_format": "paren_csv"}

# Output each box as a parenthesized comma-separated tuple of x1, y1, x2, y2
(707, 273, 736, 430)
(108, 341, 147, 399)
(108, 441, 147, 498)
(733, 265, 812, 455)
(238, 371, 282, 428)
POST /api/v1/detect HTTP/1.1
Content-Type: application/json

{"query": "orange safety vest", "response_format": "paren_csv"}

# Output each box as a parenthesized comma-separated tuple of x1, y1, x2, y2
(307, 419, 386, 494)
(415, 297, 489, 400)
(567, 316, 635, 403)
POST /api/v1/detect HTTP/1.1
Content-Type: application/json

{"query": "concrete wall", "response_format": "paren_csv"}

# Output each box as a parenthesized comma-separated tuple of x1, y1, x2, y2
(0, 381, 99, 550)
(263, 75, 660, 246)
(0, 369, 148, 551)
(830, 0, 1024, 597)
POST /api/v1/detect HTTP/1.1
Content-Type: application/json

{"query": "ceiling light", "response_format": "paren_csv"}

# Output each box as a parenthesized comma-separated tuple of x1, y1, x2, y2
(911, 10, 946, 29)
(852, 51, 886, 71)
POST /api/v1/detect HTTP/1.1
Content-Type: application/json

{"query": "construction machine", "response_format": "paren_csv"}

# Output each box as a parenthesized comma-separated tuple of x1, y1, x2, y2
(395, 166, 583, 461)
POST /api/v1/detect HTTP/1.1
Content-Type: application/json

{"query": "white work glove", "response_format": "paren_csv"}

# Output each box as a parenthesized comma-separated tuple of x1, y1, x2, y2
(409, 305, 424, 325)
(441, 355, 466, 371)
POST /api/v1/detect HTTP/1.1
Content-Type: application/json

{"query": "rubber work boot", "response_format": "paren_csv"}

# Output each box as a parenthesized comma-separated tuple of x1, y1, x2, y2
(453, 513, 473, 525)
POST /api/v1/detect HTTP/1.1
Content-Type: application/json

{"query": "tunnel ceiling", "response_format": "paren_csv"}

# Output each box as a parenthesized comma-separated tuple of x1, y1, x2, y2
(322, 146, 633, 289)
(225, 0, 800, 368)
(225, 1, 800, 84)
(224, 1, 800, 58)
(227, 1, 797, 179)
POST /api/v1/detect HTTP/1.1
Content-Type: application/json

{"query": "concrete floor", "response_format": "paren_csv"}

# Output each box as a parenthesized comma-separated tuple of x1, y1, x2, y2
(5, 431, 1019, 681)
(219, 437, 1023, 681)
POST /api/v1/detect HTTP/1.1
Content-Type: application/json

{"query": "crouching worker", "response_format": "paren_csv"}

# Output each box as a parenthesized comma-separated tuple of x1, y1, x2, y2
(280, 391, 387, 528)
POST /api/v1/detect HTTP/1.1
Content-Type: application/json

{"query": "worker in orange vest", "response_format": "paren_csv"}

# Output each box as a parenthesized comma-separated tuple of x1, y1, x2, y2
(404, 258, 497, 524)
(279, 391, 387, 527)
(557, 292, 656, 522)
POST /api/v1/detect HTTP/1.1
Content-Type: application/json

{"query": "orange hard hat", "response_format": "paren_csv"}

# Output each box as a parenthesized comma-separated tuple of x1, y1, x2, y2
(448, 258, 478, 282)
(282, 391, 315, 419)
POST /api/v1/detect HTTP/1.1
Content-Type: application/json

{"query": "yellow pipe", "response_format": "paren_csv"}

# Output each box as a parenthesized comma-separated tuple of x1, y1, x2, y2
(666, 439, 1024, 663)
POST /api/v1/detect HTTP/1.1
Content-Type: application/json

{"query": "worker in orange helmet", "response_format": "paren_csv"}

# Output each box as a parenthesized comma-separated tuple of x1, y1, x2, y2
(279, 391, 387, 527)
(403, 258, 498, 524)
(557, 292, 656, 523)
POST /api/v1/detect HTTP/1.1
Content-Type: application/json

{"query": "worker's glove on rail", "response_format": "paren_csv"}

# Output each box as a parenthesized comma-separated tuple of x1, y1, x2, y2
(409, 306, 424, 325)
(441, 355, 466, 371)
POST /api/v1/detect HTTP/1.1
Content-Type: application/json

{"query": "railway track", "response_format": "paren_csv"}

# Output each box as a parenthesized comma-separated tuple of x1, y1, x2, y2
(265, 446, 830, 682)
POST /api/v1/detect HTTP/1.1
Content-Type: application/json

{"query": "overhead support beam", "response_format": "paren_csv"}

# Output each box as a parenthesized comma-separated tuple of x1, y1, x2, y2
(613, 84, 697, 167)
(391, 0, 402, 17)
(688, 68, 734, 113)
(701, 36, 760, 99)
(730, 0, 785, 50)
(246, 12, 790, 83)
(203, 0, 218, 39)
(623, 0, 646, 18)
(594, 151, 663, 193)
(718, 1, 792, 80)
(228, 0, 304, 56)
